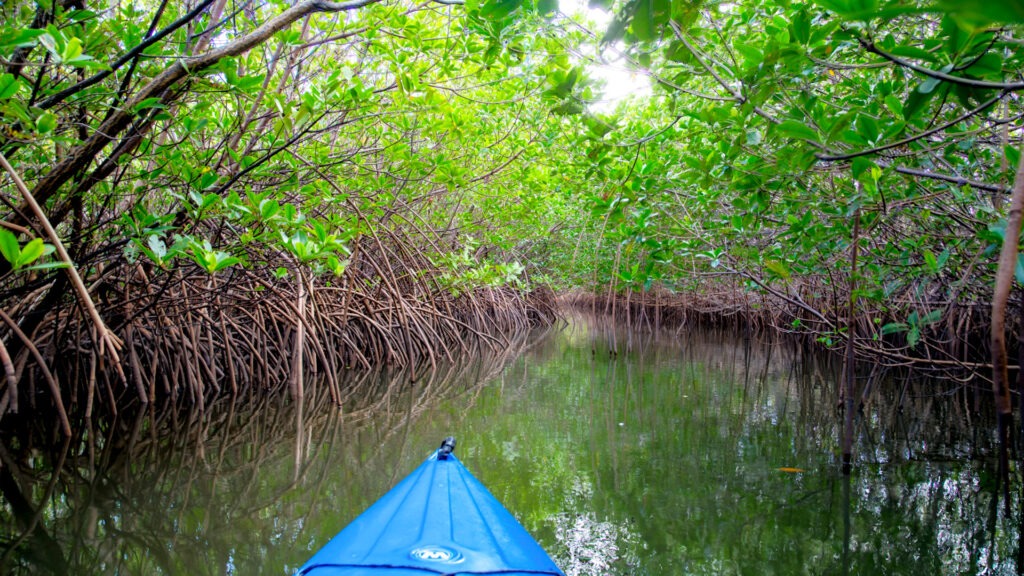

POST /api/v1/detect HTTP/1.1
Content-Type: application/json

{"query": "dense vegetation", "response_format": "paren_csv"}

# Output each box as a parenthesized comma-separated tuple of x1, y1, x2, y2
(0, 0, 575, 422)
(2, 0, 1024, 440)
(538, 0, 1022, 370)
(8, 3, 1024, 573)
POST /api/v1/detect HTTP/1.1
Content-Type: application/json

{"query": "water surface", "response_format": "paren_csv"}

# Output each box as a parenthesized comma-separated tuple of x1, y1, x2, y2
(0, 318, 1018, 575)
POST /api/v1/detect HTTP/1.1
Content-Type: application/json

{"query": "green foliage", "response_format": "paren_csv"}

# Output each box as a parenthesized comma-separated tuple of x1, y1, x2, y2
(2, 0, 1022, 358)
(186, 239, 241, 275)
(0, 230, 62, 271)
(432, 239, 527, 296)
(508, 0, 1024, 356)
(0, 0, 582, 300)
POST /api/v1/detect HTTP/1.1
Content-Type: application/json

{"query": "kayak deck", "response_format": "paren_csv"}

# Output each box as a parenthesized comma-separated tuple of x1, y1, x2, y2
(296, 441, 564, 576)
(298, 567, 560, 575)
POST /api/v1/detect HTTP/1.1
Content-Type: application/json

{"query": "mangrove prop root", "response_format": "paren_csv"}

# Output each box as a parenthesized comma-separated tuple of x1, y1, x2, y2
(562, 288, 1021, 381)
(0, 253, 556, 423)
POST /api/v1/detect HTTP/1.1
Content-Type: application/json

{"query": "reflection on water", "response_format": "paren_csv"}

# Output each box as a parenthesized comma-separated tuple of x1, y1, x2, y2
(0, 317, 1020, 575)
(551, 477, 639, 576)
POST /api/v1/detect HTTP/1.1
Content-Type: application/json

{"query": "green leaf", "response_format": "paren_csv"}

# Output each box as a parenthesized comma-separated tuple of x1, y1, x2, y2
(937, 0, 1024, 25)
(735, 43, 763, 66)
(791, 9, 811, 44)
(132, 97, 165, 113)
(35, 112, 57, 134)
(827, 112, 856, 140)
(260, 199, 280, 220)
(16, 238, 45, 267)
(815, 0, 922, 21)
(918, 75, 942, 94)
(851, 157, 876, 179)
(1006, 146, 1021, 174)
(66, 9, 98, 22)
(549, 67, 580, 99)
(66, 57, 109, 70)
(0, 74, 22, 100)
(61, 37, 83, 63)
(201, 192, 220, 209)
(665, 41, 690, 63)
(212, 256, 240, 272)
(918, 64, 954, 95)
(880, 322, 908, 335)
(585, 115, 614, 138)
(1, 29, 46, 50)
(775, 120, 819, 142)
(480, 0, 521, 20)
(907, 326, 920, 348)
(537, 0, 558, 15)
(963, 52, 1003, 78)
(813, 0, 853, 14)
(883, 94, 903, 117)
(631, 0, 654, 42)
(923, 249, 938, 272)
(551, 100, 584, 115)
(0, 229, 20, 265)
(764, 259, 791, 279)
(887, 45, 937, 62)
(904, 83, 943, 119)
(24, 261, 70, 272)
(858, 116, 879, 143)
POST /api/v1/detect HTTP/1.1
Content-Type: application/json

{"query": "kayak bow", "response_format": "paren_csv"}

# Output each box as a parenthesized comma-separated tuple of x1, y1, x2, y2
(296, 437, 565, 576)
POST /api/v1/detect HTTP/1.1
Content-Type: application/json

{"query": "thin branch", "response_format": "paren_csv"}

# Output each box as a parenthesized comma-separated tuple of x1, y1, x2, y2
(0, 309, 69, 435)
(21, 0, 389, 229)
(816, 91, 1005, 161)
(37, 0, 218, 109)
(862, 39, 1024, 91)
(610, 115, 682, 148)
(0, 152, 128, 393)
(670, 23, 779, 125)
(889, 165, 1007, 194)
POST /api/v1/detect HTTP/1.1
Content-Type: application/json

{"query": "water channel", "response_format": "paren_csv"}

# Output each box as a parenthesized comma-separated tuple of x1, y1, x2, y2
(0, 317, 1019, 575)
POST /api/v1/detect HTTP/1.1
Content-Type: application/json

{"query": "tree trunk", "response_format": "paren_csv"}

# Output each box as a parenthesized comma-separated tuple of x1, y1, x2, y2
(991, 147, 1024, 509)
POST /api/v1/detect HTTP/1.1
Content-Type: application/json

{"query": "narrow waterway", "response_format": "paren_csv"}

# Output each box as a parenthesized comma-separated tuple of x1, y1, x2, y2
(0, 317, 1018, 575)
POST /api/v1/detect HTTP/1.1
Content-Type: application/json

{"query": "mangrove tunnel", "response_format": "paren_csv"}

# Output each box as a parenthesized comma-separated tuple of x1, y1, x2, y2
(2, 0, 1024, 573)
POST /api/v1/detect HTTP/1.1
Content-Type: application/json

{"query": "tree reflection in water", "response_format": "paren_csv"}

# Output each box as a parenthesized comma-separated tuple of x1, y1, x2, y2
(0, 318, 1020, 575)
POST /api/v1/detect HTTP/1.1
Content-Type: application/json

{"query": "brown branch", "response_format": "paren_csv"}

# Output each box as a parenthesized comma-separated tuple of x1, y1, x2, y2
(862, 39, 1024, 91)
(18, 0, 387, 231)
(989, 128, 1024, 508)
(991, 137, 1024, 419)
(0, 310, 69, 435)
(36, 0, 218, 110)
(0, 152, 127, 388)
(816, 91, 1005, 162)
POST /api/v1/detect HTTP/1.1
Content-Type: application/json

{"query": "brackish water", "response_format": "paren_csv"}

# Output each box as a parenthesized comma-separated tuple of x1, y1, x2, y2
(0, 318, 1020, 575)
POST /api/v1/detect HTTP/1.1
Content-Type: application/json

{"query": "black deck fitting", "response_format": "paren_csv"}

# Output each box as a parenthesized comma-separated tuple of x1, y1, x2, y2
(438, 436, 456, 460)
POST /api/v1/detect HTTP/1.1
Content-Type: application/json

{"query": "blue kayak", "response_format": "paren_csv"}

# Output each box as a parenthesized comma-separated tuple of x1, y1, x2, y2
(296, 437, 565, 576)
